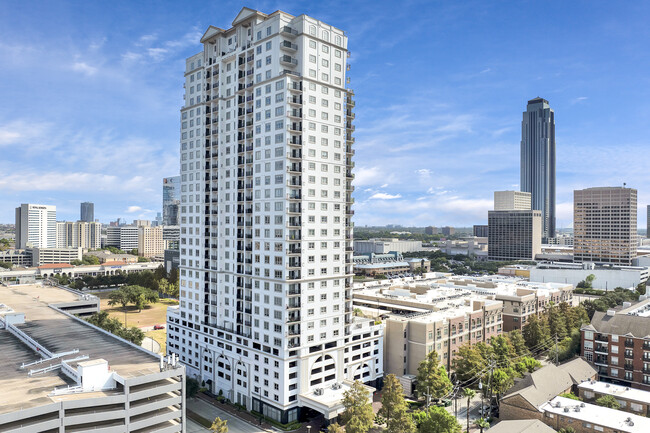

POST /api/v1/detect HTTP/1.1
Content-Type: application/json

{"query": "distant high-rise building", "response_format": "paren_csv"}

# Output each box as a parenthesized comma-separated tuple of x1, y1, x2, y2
(573, 187, 637, 265)
(441, 226, 455, 236)
(56, 221, 102, 249)
(162, 176, 180, 226)
(521, 97, 555, 242)
(15, 203, 57, 249)
(105, 226, 139, 251)
(166, 8, 383, 423)
(494, 191, 531, 211)
(138, 226, 168, 258)
(424, 226, 438, 235)
(488, 210, 542, 260)
(80, 202, 94, 222)
(473, 225, 488, 238)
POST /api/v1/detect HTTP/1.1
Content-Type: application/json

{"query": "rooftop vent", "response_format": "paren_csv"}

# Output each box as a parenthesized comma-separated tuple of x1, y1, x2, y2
(607, 309, 616, 316)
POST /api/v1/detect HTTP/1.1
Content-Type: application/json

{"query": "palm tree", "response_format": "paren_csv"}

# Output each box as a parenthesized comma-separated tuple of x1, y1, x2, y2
(475, 417, 490, 433)
(463, 388, 476, 433)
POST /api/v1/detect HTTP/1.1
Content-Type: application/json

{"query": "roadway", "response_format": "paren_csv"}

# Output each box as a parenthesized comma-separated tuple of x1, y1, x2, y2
(187, 398, 268, 433)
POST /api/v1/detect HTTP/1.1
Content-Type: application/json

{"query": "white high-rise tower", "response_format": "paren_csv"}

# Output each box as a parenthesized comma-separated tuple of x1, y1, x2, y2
(167, 8, 383, 423)
(15, 203, 56, 249)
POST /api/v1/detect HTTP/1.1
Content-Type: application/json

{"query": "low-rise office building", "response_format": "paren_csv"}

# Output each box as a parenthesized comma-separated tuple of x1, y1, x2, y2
(0, 283, 186, 432)
(354, 238, 423, 254)
(353, 252, 430, 277)
(581, 299, 650, 391)
(31, 247, 82, 265)
(530, 261, 649, 291)
(0, 261, 163, 282)
(85, 250, 139, 264)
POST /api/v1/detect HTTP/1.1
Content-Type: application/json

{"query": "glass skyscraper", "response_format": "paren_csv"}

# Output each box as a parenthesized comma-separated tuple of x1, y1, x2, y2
(520, 97, 555, 241)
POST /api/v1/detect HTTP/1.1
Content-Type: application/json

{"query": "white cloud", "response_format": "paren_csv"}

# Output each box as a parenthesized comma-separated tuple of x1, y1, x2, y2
(126, 206, 142, 213)
(369, 193, 402, 200)
(72, 61, 98, 76)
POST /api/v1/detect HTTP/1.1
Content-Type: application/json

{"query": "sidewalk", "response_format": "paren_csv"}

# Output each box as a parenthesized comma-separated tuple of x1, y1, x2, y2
(196, 393, 326, 433)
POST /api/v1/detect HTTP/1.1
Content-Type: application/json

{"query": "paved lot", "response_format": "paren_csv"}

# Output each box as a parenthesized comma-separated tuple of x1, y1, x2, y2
(186, 418, 209, 432)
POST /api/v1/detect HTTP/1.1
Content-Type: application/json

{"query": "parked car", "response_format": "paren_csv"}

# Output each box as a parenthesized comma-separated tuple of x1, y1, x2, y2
(153, 324, 165, 330)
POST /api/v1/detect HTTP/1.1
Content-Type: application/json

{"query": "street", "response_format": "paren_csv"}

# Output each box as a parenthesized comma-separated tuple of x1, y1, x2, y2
(187, 398, 268, 433)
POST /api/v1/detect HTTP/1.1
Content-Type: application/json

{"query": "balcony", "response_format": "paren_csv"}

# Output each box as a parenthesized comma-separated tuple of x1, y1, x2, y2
(625, 340, 635, 348)
(280, 55, 298, 67)
(281, 26, 298, 37)
(624, 364, 634, 371)
(287, 312, 301, 323)
(280, 40, 298, 51)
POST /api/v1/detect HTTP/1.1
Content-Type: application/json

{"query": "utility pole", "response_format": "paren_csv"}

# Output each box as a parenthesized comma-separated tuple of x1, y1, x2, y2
(424, 386, 431, 408)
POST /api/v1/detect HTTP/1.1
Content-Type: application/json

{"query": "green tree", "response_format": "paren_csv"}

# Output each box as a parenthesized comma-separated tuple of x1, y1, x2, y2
(586, 274, 596, 287)
(416, 351, 453, 401)
(380, 374, 407, 422)
(474, 418, 489, 433)
(546, 303, 568, 340)
(507, 330, 529, 357)
(490, 369, 515, 400)
(463, 388, 475, 433)
(108, 287, 131, 325)
(453, 344, 486, 384)
(595, 394, 620, 409)
(522, 314, 550, 349)
(513, 357, 541, 376)
(417, 406, 461, 433)
(82, 255, 100, 265)
(0, 261, 12, 269)
(210, 417, 228, 433)
(490, 335, 516, 368)
(327, 424, 345, 433)
(138, 256, 150, 262)
(186, 377, 200, 398)
(341, 381, 374, 433)
(558, 428, 576, 433)
(637, 282, 647, 296)
(387, 406, 416, 433)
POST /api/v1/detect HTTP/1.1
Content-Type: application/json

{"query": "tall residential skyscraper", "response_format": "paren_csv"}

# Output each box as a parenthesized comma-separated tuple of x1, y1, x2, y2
(80, 201, 94, 222)
(15, 203, 57, 249)
(162, 176, 181, 226)
(573, 187, 637, 265)
(520, 97, 555, 241)
(166, 8, 382, 423)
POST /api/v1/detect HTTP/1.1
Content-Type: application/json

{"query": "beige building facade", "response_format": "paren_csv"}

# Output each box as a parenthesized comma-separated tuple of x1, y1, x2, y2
(138, 226, 168, 258)
(574, 187, 637, 265)
(494, 190, 532, 211)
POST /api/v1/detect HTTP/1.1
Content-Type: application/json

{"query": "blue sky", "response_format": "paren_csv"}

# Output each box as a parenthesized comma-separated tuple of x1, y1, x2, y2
(1, 1, 650, 228)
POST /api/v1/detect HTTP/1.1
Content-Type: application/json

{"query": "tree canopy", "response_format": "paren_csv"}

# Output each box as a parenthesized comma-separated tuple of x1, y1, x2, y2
(416, 351, 453, 400)
(341, 381, 374, 433)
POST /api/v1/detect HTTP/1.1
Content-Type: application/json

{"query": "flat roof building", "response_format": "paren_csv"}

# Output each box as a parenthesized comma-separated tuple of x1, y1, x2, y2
(488, 210, 542, 261)
(15, 203, 57, 249)
(494, 190, 532, 211)
(574, 187, 637, 265)
(354, 238, 423, 254)
(0, 283, 186, 432)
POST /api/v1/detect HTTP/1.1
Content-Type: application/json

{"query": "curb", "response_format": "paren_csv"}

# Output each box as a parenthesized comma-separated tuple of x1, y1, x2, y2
(195, 394, 276, 433)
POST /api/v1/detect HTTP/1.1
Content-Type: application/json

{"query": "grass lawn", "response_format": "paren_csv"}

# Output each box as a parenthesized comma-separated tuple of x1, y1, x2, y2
(92, 291, 178, 328)
(145, 329, 167, 355)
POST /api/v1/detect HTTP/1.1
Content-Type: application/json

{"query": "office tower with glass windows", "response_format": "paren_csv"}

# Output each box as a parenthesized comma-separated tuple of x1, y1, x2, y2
(521, 97, 555, 242)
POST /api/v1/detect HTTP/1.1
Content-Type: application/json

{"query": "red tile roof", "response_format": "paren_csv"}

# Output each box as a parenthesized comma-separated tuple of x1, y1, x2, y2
(38, 263, 74, 269)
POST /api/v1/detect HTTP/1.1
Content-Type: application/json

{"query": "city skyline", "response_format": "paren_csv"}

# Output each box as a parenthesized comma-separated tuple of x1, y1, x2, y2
(2, 1, 650, 227)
